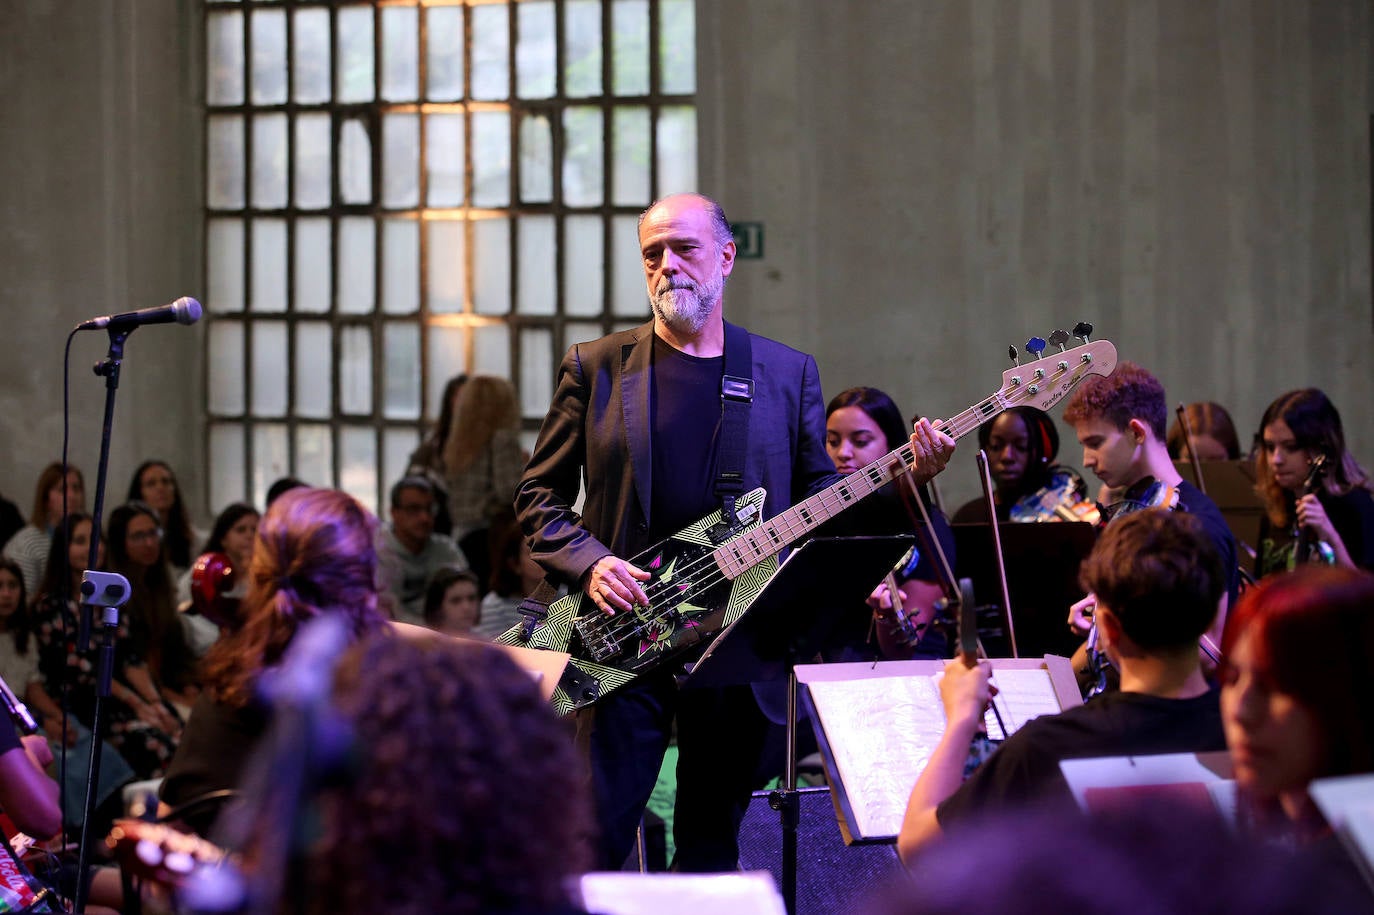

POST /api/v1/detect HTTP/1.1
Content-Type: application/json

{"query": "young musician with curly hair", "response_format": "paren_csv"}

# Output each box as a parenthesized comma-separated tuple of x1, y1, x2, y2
(1253, 388, 1374, 574)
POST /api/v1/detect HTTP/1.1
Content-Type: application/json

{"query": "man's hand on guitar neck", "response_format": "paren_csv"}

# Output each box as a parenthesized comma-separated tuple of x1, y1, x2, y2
(586, 555, 651, 615)
(909, 418, 957, 485)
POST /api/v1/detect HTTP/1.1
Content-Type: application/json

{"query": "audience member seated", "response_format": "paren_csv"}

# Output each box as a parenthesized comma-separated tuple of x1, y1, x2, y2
(127, 460, 202, 577)
(897, 509, 1229, 864)
(1166, 400, 1242, 462)
(108, 501, 199, 715)
(159, 487, 391, 833)
(32, 513, 180, 781)
(1222, 566, 1374, 874)
(824, 387, 955, 660)
(443, 374, 525, 547)
(474, 515, 552, 640)
(422, 567, 481, 636)
(295, 634, 592, 915)
(379, 476, 468, 625)
(3, 462, 85, 596)
(951, 406, 1091, 524)
(264, 476, 307, 508)
(407, 372, 467, 537)
(177, 502, 260, 653)
(0, 559, 45, 738)
(1253, 388, 1374, 574)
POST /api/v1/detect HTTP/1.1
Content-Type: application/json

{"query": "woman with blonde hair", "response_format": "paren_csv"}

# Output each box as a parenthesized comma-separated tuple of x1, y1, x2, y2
(442, 376, 525, 584)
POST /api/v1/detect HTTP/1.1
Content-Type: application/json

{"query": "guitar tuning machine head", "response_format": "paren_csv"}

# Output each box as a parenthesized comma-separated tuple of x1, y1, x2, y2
(1025, 336, 1047, 359)
(1047, 329, 1071, 353)
(1008, 344, 1020, 367)
(1073, 322, 1094, 343)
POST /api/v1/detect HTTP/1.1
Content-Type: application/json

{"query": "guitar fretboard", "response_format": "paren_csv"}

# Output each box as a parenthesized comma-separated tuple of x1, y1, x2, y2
(712, 344, 1112, 580)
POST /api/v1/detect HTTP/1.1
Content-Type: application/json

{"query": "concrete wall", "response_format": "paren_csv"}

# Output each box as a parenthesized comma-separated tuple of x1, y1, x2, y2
(699, 0, 1373, 510)
(0, 2, 203, 518)
(1, 1, 1370, 524)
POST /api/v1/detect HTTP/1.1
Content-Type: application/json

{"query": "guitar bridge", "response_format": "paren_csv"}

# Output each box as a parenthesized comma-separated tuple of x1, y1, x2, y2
(573, 616, 622, 662)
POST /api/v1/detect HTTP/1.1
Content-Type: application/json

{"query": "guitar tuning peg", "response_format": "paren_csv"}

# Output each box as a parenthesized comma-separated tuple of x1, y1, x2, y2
(1008, 344, 1020, 367)
(1073, 322, 1094, 343)
(1025, 336, 1047, 359)
(1047, 329, 1071, 352)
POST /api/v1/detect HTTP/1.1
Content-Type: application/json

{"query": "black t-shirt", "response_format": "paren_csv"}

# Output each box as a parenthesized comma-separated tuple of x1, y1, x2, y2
(649, 335, 722, 541)
(936, 687, 1226, 828)
(159, 692, 268, 832)
(1258, 487, 1374, 575)
(1175, 479, 1241, 608)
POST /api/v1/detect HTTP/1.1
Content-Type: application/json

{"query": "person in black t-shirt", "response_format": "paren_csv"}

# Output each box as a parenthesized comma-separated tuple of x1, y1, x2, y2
(1059, 362, 1239, 679)
(897, 508, 1228, 864)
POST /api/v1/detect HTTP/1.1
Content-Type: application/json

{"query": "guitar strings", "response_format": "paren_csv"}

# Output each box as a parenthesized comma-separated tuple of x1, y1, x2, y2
(576, 359, 1095, 651)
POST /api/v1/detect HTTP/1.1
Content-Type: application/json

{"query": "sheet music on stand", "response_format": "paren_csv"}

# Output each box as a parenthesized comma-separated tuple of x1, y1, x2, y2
(796, 656, 1079, 842)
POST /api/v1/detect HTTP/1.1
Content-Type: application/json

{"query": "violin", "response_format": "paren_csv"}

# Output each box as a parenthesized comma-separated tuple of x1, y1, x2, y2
(189, 552, 245, 629)
(1008, 467, 1100, 524)
(1291, 455, 1336, 568)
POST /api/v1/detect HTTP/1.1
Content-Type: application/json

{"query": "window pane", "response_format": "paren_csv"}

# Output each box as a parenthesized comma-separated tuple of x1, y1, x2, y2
(294, 217, 331, 313)
(206, 11, 244, 106)
(207, 218, 244, 313)
(660, 0, 696, 94)
(427, 326, 467, 413)
(611, 214, 645, 316)
(250, 320, 289, 416)
(250, 9, 287, 105)
(207, 115, 245, 209)
(339, 426, 379, 514)
(295, 321, 333, 418)
(517, 215, 555, 315)
(251, 113, 288, 208)
(209, 424, 246, 512)
(207, 321, 245, 415)
(295, 425, 334, 494)
(563, 107, 604, 206)
(384, 429, 419, 495)
(564, 1, 602, 98)
(516, 2, 556, 100)
(384, 323, 421, 420)
(656, 106, 697, 195)
(253, 424, 291, 510)
(426, 220, 465, 314)
(472, 323, 510, 378)
(250, 218, 287, 312)
(292, 7, 331, 104)
(382, 218, 419, 315)
(520, 327, 554, 420)
(339, 116, 373, 205)
(294, 113, 331, 209)
(471, 5, 510, 101)
(564, 215, 604, 317)
(612, 0, 649, 96)
(471, 111, 510, 207)
(338, 217, 376, 314)
(337, 6, 376, 104)
(340, 326, 373, 414)
(566, 320, 605, 348)
(473, 218, 510, 315)
(425, 112, 465, 207)
(612, 106, 650, 206)
(519, 113, 552, 203)
(382, 112, 420, 208)
(380, 6, 419, 102)
(425, 6, 464, 101)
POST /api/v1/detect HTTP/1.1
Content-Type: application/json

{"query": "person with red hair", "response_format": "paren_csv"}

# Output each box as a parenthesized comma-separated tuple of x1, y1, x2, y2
(1221, 565, 1374, 842)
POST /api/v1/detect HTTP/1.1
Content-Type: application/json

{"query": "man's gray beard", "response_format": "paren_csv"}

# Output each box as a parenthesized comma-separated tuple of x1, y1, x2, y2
(650, 275, 722, 335)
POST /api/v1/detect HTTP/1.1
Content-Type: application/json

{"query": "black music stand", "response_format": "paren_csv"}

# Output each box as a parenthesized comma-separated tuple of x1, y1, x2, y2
(689, 536, 913, 915)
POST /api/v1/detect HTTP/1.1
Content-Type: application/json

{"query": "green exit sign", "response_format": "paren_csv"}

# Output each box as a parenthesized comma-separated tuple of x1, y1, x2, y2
(731, 222, 764, 259)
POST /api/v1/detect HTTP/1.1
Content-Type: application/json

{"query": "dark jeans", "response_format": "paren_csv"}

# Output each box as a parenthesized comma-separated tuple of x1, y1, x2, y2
(583, 670, 770, 872)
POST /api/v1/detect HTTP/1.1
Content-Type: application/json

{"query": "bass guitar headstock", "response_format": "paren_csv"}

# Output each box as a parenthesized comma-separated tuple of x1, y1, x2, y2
(1001, 325, 1117, 415)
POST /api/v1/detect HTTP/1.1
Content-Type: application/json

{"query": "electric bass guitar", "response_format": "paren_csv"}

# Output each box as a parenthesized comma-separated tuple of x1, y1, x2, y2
(500, 333, 1118, 715)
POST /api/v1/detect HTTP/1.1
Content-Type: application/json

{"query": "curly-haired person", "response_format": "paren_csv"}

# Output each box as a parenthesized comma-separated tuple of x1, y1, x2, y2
(303, 634, 593, 915)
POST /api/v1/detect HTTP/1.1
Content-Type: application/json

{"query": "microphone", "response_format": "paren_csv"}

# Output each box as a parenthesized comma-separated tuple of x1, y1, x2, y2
(77, 296, 202, 331)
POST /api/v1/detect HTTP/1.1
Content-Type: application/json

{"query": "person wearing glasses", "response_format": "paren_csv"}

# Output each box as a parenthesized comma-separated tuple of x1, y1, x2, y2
(378, 476, 469, 625)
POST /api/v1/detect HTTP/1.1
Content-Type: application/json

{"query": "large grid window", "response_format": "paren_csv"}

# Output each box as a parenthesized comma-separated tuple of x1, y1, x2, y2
(203, 0, 697, 514)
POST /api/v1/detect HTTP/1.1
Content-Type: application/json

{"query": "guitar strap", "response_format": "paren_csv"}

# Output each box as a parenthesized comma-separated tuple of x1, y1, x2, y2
(517, 323, 754, 628)
(715, 321, 754, 528)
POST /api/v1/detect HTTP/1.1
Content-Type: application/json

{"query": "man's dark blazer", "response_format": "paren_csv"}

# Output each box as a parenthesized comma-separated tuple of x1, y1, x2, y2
(515, 320, 841, 588)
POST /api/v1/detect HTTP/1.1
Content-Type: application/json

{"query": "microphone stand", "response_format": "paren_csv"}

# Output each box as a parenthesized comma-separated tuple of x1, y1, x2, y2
(73, 326, 135, 914)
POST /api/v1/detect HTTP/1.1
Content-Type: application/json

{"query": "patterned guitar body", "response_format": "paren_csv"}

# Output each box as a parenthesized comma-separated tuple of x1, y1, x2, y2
(496, 489, 775, 716)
